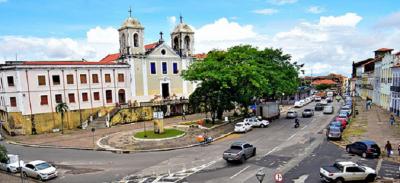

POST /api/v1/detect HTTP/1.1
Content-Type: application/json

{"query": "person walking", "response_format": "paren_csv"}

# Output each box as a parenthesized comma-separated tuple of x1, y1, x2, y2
(385, 141, 393, 157)
(390, 114, 395, 126)
(182, 110, 186, 120)
(397, 144, 400, 156)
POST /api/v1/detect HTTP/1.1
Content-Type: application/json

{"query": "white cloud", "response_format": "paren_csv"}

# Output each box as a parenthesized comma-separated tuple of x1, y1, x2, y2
(319, 13, 362, 27)
(0, 26, 119, 62)
(269, 0, 297, 5)
(167, 16, 177, 27)
(0, 0, 7, 3)
(307, 6, 324, 14)
(252, 8, 278, 15)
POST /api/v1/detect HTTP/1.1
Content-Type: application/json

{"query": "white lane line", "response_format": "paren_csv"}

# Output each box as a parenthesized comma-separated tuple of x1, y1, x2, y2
(230, 165, 251, 179)
(301, 124, 308, 130)
(264, 146, 279, 156)
(287, 133, 297, 141)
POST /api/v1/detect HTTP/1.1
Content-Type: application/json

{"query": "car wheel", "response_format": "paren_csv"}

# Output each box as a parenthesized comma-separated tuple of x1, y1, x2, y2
(260, 124, 265, 128)
(240, 155, 246, 163)
(335, 178, 344, 183)
(362, 152, 367, 158)
(22, 172, 28, 177)
(365, 174, 376, 182)
(346, 147, 351, 153)
(253, 148, 256, 156)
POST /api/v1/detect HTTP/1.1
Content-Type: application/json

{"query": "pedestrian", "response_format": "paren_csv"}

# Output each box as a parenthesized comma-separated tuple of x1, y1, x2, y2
(182, 110, 186, 120)
(390, 114, 395, 126)
(385, 141, 393, 157)
(397, 144, 400, 156)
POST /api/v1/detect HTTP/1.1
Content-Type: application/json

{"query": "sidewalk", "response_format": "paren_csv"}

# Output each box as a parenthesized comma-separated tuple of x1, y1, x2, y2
(5, 112, 210, 150)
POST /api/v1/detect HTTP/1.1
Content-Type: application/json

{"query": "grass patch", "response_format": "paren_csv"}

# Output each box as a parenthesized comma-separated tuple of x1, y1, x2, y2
(342, 117, 367, 140)
(134, 129, 185, 139)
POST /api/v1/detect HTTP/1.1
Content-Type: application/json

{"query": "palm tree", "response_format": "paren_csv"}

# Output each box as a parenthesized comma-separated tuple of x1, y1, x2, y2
(55, 102, 69, 134)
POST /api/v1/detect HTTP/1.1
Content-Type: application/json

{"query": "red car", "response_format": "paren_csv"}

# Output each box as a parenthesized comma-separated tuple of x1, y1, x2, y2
(335, 116, 347, 129)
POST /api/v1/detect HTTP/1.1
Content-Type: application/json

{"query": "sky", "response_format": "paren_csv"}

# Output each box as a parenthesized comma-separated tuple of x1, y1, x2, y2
(1, 0, 400, 77)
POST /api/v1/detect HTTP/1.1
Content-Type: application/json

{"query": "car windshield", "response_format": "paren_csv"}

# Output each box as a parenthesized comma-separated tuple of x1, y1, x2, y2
(304, 109, 311, 112)
(8, 156, 18, 164)
(333, 162, 344, 171)
(371, 144, 380, 149)
(231, 145, 243, 150)
(35, 162, 51, 170)
(235, 124, 243, 127)
(330, 128, 341, 132)
(288, 111, 294, 114)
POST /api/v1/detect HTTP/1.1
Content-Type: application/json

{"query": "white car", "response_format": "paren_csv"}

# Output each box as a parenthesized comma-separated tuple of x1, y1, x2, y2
(294, 100, 304, 108)
(320, 161, 376, 182)
(22, 160, 58, 181)
(234, 122, 252, 133)
(0, 154, 24, 173)
(315, 96, 322, 101)
(244, 117, 269, 128)
(321, 99, 328, 105)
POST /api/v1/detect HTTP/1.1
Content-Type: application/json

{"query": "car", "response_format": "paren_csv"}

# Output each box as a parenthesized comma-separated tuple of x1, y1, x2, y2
(302, 109, 314, 118)
(223, 142, 256, 163)
(327, 97, 333, 103)
(341, 106, 352, 116)
(320, 161, 377, 182)
(346, 140, 381, 158)
(323, 105, 334, 114)
(286, 110, 298, 119)
(294, 100, 305, 108)
(315, 96, 322, 102)
(0, 154, 24, 173)
(335, 117, 347, 128)
(314, 103, 325, 111)
(0, 133, 3, 141)
(321, 99, 328, 105)
(22, 160, 58, 181)
(326, 127, 342, 140)
(329, 121, 343, 132)
(234, 122, 252, 133)
(244, 117, 269, 128)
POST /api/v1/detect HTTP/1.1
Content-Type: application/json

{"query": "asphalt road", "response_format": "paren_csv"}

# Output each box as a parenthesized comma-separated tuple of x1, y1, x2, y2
(0, 100, 341, 183)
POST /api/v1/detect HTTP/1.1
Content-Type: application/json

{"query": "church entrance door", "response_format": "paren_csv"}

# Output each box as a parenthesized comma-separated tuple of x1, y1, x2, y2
(162, 83, 170, 99)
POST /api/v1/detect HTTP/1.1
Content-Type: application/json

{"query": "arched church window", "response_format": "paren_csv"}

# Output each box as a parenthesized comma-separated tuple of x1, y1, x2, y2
(134, 33, 139, 47)
(121, 33, 126, 47)
(184, 36, 190, 50)
(173, 37, 179, 50)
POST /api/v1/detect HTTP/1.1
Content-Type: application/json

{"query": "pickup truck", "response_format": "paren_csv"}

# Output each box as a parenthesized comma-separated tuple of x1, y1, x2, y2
(320, 161, 376, 183)
(244, 117, 269, 128)
(223, 142, 256, 163)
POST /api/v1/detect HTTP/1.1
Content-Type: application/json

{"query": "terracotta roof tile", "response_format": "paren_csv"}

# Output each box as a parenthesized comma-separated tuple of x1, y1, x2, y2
(194, 53, 207, 59)
(99, 53, 120, 63)
(375, 48, 394, 52)
(23, 61, 117, 65)
(145, 42, 160, 51)
(311, 79, 337, 85)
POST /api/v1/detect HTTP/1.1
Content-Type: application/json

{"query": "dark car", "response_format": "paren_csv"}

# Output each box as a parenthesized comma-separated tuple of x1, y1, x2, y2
(315, 103, 325, 111)
(346, 140, 381, 158)
(302, 109, 314, 118)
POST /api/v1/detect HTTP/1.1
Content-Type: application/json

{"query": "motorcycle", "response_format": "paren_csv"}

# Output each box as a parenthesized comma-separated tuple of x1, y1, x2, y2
(294, 119, 300, 128)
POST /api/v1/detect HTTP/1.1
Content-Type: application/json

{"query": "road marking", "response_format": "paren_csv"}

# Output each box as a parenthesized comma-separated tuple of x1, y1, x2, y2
(293, 174, 309, 183)
(301, 125, 308, 130)
(230, 165, 251, 179)
(264, 146, 279, 156)
(287, 133, 297, 141)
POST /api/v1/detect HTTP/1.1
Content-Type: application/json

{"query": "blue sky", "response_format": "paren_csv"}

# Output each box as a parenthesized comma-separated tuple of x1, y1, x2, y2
(1, 0, 400, 76)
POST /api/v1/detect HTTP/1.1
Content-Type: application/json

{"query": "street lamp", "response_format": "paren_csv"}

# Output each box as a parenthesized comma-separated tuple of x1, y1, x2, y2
(142, 112, 147, 138)
(256, 169, 265, 183)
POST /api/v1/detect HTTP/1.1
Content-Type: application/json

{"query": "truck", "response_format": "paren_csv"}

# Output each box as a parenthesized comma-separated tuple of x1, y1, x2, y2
(327, 91, 334, 97)
(255, 102, 280, 121)
(320, 161, 376, 183)
(222, 142, 256, 163)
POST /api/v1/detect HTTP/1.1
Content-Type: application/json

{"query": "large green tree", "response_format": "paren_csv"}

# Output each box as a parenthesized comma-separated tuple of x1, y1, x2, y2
(0, 144, 8, 163)
(183, 45, 300, 117)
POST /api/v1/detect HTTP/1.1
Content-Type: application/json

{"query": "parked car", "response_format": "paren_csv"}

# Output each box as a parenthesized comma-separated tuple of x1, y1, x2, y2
(315, 96, 322, 102)
(223, 142, 256, 163)
(327, 97, 333, 103)
(234, 122, 252, 133)
(294, 100, 305, 108)
(326, 127, 342, 140)
(323, 105, 334, 114)
(286, 110, 298, 119)
(22, 160, 58, 181)
(329, 121, 343, 132)
(335, 117, 347, 129)
(0, 154, 24, 173)
(320, 161, 377, 182)
(341, 106, 352, 116)
(244, 117, 269, 128)
(321, 99, 328, 105)
(302, 109, 314, 118)
(314, 103, 325, 111)
(346, 140, 381, 158)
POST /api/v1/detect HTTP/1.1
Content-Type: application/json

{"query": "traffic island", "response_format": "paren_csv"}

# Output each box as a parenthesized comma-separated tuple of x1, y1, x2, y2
(133, 129, 186, 141)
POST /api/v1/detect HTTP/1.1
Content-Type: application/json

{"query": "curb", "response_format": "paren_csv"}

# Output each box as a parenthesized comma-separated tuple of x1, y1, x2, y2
(6, 140, 107, 151)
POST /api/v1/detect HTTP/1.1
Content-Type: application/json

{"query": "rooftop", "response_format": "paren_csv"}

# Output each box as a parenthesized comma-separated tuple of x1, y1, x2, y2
(375, 48, 394, 52)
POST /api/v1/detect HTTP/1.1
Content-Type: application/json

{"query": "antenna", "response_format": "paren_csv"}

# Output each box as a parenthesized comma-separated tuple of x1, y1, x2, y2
(15, 53, 18, 61)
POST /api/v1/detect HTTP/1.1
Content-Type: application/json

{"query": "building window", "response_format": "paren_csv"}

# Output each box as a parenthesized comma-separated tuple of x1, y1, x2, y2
(106, 90, 112, 103)
(134, 33, 139, 47)
(67, 74, 74, 84)
(118, 73, 124, 82)
(38, 75, 46, 86)
(80, 74, 87, 84)
(68, 93, 75, 103)
(93, 92, 100, 101)
(40, 95, 48, 105)
(7, 76, 14, 87)
(150, 62, 156, 74)
(105, 74, 111, 83)
(10, 97, 16, 107)
(162, 62, 167, 74)
(55, 94, 62, 103)
(82, 92, 88, 102)
(173, 63, 179, 74)
(52, 75, 61, 85)
(92, 74, 99, 83)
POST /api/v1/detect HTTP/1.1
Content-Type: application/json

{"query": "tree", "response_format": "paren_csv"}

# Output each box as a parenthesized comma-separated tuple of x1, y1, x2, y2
(0, 144, 8, 163)
(315, 84, 332, 91)
(55, 102, 69, 134)
(183, 45, 300, 117)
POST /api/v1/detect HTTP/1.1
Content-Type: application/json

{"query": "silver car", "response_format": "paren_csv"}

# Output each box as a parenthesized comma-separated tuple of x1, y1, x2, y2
(286, 110, 298, 119)
(223, 142, 256, 163)
(323, 105, 334, 114)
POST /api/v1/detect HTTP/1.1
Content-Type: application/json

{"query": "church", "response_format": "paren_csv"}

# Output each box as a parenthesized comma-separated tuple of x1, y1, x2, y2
(0, 12, 199, 135)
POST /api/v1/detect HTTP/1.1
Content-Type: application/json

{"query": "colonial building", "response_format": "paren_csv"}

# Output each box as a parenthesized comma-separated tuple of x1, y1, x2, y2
(379, 48, 395, 110)
(0, 12, 197, 135)
(390, 52, 400, 115)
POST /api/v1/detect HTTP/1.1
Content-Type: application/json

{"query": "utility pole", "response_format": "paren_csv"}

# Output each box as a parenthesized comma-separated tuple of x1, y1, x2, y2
(18, 155, 24, 183)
